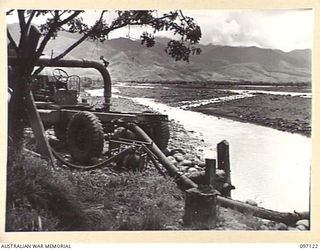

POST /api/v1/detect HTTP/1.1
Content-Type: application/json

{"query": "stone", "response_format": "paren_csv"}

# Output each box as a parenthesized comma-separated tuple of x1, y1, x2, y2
(179, 159, 193, 167)
(288, 226, 299, 231)
(192, 158, 205, 167)
(184, 153, 194, 161)
(164, 225, 180, 230)
(188, 171, 204, 183)
(296, 219, 309, 229)
(167, 156, 178, 166)
(173, 153, 184, 162)
(171, 148, 186, 155)
(193, 165, 203, 170)
(296, 225, 307, 231)
(216, 169, 226, 178)
(188, 167, 199, 175)
(245, 199, 258, 207)
(274, 223, 288, 230)
(259, 225, 269, 230)
(179, 166, 189, 172)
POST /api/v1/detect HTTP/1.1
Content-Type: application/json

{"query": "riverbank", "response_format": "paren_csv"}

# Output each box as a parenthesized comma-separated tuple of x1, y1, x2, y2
(109, 96, 309, 230)
(190, 93, 311, 137)
(113, 82, 311, 137)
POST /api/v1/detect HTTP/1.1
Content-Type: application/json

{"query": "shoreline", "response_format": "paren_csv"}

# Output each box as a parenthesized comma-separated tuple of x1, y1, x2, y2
(188, 93, 311, 137)
(108, 96, 310, 230)
(102, 82, 312, 137)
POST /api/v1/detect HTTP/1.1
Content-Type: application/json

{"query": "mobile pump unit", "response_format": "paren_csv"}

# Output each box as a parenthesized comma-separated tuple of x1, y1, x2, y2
(8, 56, 197, 187)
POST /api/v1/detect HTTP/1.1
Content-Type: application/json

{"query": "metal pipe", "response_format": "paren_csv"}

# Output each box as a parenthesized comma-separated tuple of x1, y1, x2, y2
(8, 58, 112, 110)
(125, 123, 198, 189)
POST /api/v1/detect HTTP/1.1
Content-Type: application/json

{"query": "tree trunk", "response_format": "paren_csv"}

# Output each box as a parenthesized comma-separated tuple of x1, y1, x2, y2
(8, 68, 29, 151)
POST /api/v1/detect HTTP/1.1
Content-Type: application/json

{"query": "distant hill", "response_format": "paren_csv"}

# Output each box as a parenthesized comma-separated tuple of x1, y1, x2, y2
(7, 23, 311, 83)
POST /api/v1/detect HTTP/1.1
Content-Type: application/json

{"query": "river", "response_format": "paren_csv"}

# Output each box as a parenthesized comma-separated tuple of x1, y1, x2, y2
(86, 87, 311, 212)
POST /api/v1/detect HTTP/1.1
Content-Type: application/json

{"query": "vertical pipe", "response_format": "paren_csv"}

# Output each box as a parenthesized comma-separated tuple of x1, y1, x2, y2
(217, 140, 232, 197)
(205, 158, 216, 189)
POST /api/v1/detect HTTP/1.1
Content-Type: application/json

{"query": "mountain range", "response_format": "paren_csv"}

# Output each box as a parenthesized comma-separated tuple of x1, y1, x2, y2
(7, 23, 311, 83)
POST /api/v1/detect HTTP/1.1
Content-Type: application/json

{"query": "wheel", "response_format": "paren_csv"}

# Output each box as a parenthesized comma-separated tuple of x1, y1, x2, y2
(140, 111, 170, 151)
(53, 124, 67, 141)
(53, 68, 69, 84)
(141, 120, 170, 151)
(151, 120, 170, 151)
(66, 111, 104, 163)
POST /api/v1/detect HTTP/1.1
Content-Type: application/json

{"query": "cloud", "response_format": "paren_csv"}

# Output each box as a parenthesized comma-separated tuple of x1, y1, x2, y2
(7, 9, 313, 52)
(183, 9, 314, 51)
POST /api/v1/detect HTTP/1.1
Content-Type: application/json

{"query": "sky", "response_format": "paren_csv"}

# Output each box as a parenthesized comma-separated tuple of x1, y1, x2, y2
(6, 9, 314, 52)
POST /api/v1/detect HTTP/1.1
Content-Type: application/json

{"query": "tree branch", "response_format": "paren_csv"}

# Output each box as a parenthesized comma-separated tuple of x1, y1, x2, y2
(33, 11, 179, 76)
(26, 10, 37, 31)
(35, 11, 60, 59)
(58, 11, 82, 26)
(18, 10, 26, 30)
(17, 10, 27, 54)
(51, 32, 90, 62)
(7, 29, 18, 51)
(6, 9, 14, 15)
(108, 12, 176, 32)
(35, 11, 82, 60)
(42, 10, 105, 63)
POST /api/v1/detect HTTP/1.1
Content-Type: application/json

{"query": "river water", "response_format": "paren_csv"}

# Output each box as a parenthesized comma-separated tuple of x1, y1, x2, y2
(135, 98, 311, 212)
(86, 86, 311, 212)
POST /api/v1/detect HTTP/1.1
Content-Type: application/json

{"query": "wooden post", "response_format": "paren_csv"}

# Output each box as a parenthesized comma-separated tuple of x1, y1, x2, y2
(217, 140, 232, 197)
(25, 91, 55, 167)
(205, 158, 216, 188)
(183, 187, 217, 229)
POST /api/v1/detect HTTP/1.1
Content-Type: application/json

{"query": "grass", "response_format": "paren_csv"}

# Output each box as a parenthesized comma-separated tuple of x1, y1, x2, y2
(6, 147, 185, 231)
(6, 147, 271, 231)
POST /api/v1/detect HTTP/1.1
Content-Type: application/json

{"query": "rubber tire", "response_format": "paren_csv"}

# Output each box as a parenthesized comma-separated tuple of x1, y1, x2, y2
(152, 121, 170, 151)
(54, 124, 66, 141)
(67, 111, 104, 163)
(142, 120, 170, 151)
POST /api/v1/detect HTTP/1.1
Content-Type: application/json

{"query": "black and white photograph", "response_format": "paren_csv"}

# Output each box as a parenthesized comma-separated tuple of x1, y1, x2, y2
(3, 5, 317, 240)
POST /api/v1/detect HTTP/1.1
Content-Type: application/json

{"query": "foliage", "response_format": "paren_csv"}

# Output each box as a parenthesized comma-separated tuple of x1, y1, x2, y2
(6, 9, 202, 148)
(7, 9, 202, 75)
(6, 149, 87, 231)
(6, 148, 185, 231)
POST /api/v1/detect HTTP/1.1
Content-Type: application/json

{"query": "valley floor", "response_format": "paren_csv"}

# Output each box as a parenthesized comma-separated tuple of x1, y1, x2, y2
(115, 82, 311, 137)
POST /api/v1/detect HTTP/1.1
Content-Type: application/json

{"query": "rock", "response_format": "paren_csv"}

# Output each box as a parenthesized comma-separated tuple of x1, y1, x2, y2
(296, 219, 309, 229)
(178, 159, 193, 167)
(245, 199, 258, 207)
(216, 169, 226, 179)
(179, 166, 189, 172)
(188, 167, 199, 175)
(188, 171, 205, 183)
(173, 153, 184, 162)
(192, 158, 205, 167)
(260, 225, 269, 230)
(184, 153, 194, 161)
(274, 223, 288, 230)
(167, 156, 178, 166)
(170, 148, 186, 155)
(296, 225, 307, 231)
(193, 165, 203, 170)
(164, 225, 180, 230)
(288, 226, 299, 231)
